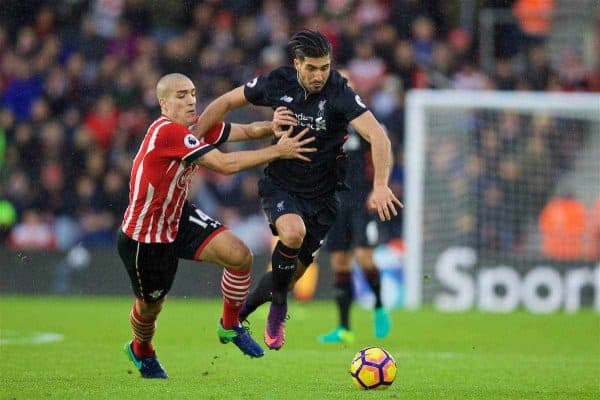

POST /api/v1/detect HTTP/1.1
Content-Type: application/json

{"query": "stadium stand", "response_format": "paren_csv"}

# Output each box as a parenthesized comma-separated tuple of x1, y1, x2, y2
(0, 0, 598, 255)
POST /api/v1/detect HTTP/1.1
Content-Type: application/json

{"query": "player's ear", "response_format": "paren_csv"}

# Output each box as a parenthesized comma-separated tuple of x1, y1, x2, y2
(293, 58, 301, 71)
(159, 97, 167, 112)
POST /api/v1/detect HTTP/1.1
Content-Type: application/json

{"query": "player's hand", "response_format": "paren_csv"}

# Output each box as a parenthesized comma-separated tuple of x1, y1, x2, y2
(273, 106, 297, 138)
(367, 185, 403, 221)
(275, 127, 316, 161)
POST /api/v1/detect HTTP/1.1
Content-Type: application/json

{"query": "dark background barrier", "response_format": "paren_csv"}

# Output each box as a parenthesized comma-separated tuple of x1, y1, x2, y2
(0, 248, 335, 299)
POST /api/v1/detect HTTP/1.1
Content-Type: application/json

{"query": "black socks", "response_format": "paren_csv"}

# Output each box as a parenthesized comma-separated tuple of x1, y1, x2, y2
(271, 241, 300, 305)
(334, 271, 353, 330)
(241, 271, 274, 319)
(365, 268, 383, 309)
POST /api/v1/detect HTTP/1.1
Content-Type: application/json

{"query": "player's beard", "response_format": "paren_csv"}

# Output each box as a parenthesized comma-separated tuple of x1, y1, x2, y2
(310, 81, 323, 92)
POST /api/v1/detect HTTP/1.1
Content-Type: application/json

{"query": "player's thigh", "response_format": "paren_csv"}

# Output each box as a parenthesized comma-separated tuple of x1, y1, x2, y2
(258, 177, 303, 238)
(198, 229, 252, 270)
(174, 202, 228, 260)
(117, 230, 178, 302)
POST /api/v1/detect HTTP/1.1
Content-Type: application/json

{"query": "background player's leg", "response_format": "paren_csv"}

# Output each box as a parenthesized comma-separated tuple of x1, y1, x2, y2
(319, 251, 355, 344)
(355, 247, 390, 338)
(355, 248, 382, 308)
(331, 252, 353, 330)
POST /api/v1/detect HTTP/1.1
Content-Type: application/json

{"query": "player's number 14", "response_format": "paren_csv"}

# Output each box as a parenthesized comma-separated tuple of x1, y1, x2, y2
(189, 208, 218, 228)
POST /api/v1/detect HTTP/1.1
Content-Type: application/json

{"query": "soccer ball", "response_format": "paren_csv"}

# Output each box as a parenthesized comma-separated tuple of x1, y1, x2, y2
(349, 346, 396, 390)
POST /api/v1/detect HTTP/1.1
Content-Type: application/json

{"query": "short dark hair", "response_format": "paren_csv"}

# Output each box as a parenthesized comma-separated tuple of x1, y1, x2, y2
(288, 30, 331, 60)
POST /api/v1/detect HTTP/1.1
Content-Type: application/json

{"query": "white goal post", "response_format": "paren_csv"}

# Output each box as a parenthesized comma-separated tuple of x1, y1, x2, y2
(403, 90, 600, 312)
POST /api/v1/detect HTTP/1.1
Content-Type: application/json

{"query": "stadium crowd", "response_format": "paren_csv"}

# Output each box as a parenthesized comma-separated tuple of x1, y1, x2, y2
(1, 0, 598, 256)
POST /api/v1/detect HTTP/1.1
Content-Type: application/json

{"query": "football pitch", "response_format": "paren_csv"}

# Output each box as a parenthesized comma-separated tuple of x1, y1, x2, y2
(0, 296, 598, 399)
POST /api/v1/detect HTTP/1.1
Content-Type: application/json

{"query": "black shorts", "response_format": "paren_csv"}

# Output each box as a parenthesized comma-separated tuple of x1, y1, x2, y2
(258, 176, 339, 266)
(117, 202, 226, 302)
(326, 193, 379, 252)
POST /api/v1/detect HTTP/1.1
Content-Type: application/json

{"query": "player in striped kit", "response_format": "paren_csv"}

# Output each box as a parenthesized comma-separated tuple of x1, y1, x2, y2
(118, 73, 315, 378)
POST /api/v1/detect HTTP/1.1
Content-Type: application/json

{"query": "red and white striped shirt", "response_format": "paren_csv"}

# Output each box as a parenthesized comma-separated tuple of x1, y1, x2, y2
(121, 116, 230, 243)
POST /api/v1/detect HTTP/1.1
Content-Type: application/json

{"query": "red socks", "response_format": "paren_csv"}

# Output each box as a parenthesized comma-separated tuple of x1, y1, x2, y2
(130, 303, 156, 358)
(221, 268, 251, 328)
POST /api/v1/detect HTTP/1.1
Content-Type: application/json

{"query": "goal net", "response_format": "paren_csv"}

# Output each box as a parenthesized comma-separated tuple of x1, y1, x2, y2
(403, 90, 600, 313)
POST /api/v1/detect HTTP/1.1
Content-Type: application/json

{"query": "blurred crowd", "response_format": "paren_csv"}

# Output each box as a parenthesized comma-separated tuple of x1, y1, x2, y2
(0, 0, 598, 256)
(426, 111, 600, 261)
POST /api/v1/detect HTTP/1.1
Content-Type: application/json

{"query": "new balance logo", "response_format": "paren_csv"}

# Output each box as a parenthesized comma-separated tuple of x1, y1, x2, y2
(355, 94, 366, 108)
(279, 95, 293, 103)
(276, 201, 285, 212)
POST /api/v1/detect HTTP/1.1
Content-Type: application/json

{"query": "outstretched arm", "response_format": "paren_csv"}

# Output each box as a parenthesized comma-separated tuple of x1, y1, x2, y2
(350, 111, 403, 221)
(226, 107, 299, 142)
(192, 86, 248, 139)
(227, 121, 272, 142)
(194, 128, 315, 175)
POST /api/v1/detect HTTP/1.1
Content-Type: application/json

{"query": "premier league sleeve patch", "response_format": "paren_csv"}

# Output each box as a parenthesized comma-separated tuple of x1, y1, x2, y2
(184, 134, 200, 148)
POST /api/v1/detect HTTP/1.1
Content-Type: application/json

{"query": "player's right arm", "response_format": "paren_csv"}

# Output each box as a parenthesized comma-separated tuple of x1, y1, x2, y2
(194, 72, 277, 140)
(226, 108, 298, 142)
(192, 86, 249, 139)
(193, 128, 315, 175)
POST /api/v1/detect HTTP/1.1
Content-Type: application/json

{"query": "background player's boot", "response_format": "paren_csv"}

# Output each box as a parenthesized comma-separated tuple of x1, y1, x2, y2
(374, 307, 391, 338)
(318, 326, 355, 344)
(217, 320, 264, 358)
(124, 340, 168, 379)
(264, 303, 287, 350)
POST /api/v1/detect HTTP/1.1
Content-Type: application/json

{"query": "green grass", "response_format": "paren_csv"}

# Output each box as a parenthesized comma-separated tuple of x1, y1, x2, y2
(0, 296, 598, 399)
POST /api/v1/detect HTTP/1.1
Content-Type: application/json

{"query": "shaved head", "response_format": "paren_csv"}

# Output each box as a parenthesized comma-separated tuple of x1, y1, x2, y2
(155, 73, 198, 125)
(156, 73, 192, 100)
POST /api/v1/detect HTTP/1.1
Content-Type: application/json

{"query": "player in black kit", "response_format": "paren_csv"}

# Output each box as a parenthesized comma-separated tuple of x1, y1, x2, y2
(319, 70, 391, 344)
(321, 128, 391, 344)
(194, 30, 402, 350)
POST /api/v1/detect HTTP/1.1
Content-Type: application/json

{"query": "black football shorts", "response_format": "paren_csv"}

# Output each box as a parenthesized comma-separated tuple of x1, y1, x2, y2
(258, 176, 339, 267)
(326, 192, 379, 252)
(117, 202, 226, 302)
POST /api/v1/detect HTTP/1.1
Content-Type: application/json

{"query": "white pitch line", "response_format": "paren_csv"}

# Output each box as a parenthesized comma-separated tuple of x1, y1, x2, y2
(0, 331, 64, 345)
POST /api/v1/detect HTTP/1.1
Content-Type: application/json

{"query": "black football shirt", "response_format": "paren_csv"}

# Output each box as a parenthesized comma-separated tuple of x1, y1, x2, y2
(244, 66, 368, 199)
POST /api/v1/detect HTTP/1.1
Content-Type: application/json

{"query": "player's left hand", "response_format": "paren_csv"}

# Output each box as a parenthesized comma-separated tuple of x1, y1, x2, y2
(272, 106, 298, 137)
(367, 185, 404, 221)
